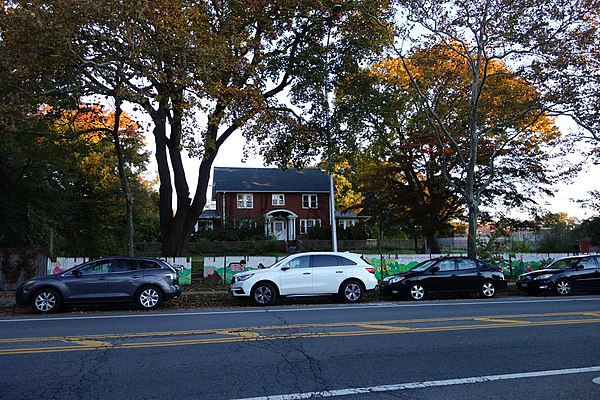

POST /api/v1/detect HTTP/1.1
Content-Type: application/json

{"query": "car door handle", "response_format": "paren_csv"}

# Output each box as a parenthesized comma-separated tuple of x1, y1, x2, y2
(335, 271, 344, 273)
(98, 277, 106, 280)
(132, 275, 140, 279)
(303, 272, 311, 275)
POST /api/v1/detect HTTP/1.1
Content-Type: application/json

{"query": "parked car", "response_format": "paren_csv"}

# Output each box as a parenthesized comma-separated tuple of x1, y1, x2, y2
(516, 255, 600, 296)
(16, 257, 181, 313)
(379, 256, 507, 300)
(229, 252, 378, 305)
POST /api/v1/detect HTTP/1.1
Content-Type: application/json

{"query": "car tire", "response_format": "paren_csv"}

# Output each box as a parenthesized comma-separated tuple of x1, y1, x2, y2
(555, 279, 572, 296)
(32, 288, 62, 313)
(137, 286, 163, 310)
(251, 282, 277, 306)
(340, 280, 364, 303)
(479, 280, 496, 298)
(409, 283, 426, 301)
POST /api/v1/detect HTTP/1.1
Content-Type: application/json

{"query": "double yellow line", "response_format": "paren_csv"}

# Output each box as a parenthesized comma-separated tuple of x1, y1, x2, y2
(2, 311, 599, 355)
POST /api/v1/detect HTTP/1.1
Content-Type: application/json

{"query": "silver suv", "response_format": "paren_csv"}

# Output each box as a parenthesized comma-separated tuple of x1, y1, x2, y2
(16, 257, 181, 313)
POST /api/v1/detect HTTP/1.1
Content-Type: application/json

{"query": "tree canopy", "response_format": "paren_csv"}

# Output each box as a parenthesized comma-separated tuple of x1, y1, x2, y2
(1, 0, 396, 255)
(386, 0, 599, 256)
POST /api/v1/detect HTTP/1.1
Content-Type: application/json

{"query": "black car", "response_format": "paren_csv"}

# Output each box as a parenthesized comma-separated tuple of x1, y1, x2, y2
(16, 257, 182, 313)
(379, 256, 507, 300)
(516, 255, 600, 296)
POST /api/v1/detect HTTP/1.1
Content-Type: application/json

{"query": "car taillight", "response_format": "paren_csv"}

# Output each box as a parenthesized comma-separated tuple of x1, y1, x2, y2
(366, 267, 375, 274)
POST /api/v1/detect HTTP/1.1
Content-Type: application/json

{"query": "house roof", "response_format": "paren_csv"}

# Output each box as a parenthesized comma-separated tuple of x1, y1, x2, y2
(212, 167, 330, 197)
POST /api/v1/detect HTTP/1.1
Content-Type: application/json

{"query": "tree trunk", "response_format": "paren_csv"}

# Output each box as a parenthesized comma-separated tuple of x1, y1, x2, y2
(111, 98, 135, 257)
(467, 202, 479, 258)
(150, 99, 220, 256)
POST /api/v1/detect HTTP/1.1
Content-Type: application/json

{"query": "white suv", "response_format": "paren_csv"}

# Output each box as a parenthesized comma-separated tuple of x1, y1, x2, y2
(229, 252, 378, 305)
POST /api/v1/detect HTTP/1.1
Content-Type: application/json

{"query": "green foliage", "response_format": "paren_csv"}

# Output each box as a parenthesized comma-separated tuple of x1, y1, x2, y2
(307, 226, 331, 240)
(577, 216, 600, 246)
(0, 105, 158, 256)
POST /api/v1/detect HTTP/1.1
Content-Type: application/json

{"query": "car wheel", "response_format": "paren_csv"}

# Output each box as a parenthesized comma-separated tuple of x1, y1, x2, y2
(137, 286, 163, 310)
(555, 279, 572, 296)
(340, 280, 364, 303)
(409, 283, 426, 300)
(251, 282, 277, 306)
(480, 280, 496, 298)
(32, 288, 61, 313)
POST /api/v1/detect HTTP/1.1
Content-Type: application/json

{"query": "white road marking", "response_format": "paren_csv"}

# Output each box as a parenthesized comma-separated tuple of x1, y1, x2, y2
(232, 366, 600, 400)
(1, 296, 600, 323)
(593, 377, 600, 385)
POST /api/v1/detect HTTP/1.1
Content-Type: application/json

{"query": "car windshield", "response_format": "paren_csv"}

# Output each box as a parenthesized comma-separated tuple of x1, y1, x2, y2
(547, 258, 579, 270)
(266, 255, 293, 269)
(410, 260, 438, 272)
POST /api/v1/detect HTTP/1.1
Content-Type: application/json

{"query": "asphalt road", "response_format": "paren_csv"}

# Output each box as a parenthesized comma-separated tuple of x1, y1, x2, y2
(1, 296, 600, 399)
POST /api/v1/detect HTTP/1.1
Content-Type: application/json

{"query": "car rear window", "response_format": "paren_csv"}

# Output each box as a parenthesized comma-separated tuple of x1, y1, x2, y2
(311, 255, 339, 267)
(457, 259, 477, 270)
(337, 256, 357, 266)
(112, 259, 138, 272)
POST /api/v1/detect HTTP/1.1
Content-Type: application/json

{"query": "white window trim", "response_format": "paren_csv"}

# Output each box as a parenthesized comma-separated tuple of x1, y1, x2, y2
(272, 194, 285, 206)
(237, 193, 253, 209)
(302, 194, 318, 209)
(300, 219, 320, 234)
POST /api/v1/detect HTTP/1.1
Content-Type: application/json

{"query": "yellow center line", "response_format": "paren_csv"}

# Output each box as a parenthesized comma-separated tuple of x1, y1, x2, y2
(2, 311, 600, 355)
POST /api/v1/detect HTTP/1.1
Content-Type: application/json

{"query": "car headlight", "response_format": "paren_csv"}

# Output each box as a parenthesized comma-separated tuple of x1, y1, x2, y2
(235, 273, 254, 283)
(534, 274, 553, 280)
(388, 276, 405, 284)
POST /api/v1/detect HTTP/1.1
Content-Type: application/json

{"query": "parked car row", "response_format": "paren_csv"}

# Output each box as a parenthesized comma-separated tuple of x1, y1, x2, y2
(14, 254, 600, 312)
(229, 252, 509, 305)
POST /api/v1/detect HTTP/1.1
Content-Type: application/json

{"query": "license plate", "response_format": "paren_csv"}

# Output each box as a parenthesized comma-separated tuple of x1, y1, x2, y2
(521, 283, 527, 288)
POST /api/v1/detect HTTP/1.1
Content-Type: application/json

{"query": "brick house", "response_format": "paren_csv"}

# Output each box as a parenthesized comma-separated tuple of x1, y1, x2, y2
(197, 167, 363, 242)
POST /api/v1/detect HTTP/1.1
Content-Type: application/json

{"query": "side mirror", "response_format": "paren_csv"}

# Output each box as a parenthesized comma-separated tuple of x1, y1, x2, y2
(72, 270, 82, 277)
(281, 265, 290, 271)
(430, 266, 440, 274)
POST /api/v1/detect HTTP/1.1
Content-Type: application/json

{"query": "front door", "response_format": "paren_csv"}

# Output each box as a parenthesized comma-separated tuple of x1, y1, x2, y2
(272, 220, 287, 240)
(279, 255, 312, 295)
(64, 259, 111, 301)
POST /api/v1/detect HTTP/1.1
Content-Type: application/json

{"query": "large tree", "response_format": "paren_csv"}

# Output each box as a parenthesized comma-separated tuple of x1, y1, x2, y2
(1, 0, 395, 256)
(336, 43, 562, 253)
(390, 0, 599, 257)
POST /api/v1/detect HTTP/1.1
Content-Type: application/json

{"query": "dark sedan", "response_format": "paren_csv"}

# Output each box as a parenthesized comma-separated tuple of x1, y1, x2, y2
(16, 257, 181, 313)
(380, 256, 507, 300)
(516, 255, 600, 296)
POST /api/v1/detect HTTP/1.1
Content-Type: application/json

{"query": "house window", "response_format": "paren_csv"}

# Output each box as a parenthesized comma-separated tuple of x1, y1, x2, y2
(272, 194, 285, 206)
(338, 220, 357, 229)
(234, 219, 257, 229)
(237, 193, 253, 209)
(300, 219, 320, 234)
(302, 194, 318, 209)
(196, 220, 213, 231)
